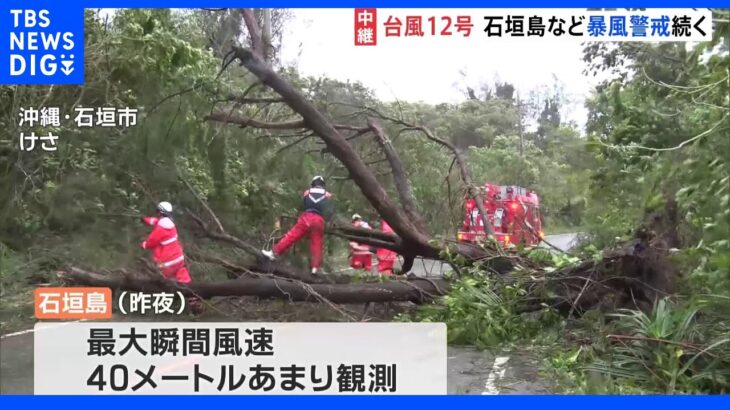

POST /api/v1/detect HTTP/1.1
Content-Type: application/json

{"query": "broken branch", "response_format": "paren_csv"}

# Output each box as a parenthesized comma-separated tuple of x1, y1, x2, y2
(368, 118, 428, 234)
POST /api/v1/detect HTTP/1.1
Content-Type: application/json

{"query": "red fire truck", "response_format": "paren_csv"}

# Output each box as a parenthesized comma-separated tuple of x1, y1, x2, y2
(457, 183, 544, 247)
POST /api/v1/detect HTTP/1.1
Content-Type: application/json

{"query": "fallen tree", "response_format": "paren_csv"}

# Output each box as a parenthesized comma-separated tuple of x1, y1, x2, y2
(520, 239, 677, 315)
(60, 200, 677, 314)
(54, 9, 679, 316)
(201, 8, 507, 273)
(58, 267, 449, 304)
(59, 231, 675, 314)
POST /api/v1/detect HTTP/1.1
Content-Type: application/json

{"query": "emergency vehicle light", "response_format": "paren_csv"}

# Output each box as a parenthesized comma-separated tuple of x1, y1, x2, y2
(457, 232, 465, 241)
(510, 202, 519, 210)
(504, 235, 510, 243)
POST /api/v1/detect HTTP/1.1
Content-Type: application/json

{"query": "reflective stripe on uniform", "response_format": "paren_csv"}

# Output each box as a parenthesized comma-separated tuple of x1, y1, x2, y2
(159, 255, 184, 268)
(307, 187, 327, 203)
(160, 236, 178, 245)
(350, 242, 370, 252)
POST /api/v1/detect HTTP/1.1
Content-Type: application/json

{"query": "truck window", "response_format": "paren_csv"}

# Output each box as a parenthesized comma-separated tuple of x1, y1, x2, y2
(470, 209, 479, 227)
(494, 208, 504, 228)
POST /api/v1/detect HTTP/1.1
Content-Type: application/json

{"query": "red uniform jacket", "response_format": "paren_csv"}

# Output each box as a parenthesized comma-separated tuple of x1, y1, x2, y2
(350, 220, 372, 255)
(141, 217, 185, 268)
(376, 220, 397, 261)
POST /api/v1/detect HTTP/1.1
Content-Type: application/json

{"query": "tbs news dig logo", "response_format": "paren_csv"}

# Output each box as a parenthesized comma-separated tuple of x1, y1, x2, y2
(4, 9, 83, 84)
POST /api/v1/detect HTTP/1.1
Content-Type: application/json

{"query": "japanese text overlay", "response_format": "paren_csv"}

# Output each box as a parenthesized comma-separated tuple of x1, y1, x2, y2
(34, 322, 447, 394)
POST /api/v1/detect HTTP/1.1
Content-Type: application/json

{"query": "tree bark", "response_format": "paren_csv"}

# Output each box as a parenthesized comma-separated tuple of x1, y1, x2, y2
(368, 118, 428, 234)
(192, 253, 357, 284)
(401, 126, 496, 239)
(401, 256, 415, 275)
(239, 9, 264, 59)
(59, 268, 450, 304)
(261, 8, 273, 61)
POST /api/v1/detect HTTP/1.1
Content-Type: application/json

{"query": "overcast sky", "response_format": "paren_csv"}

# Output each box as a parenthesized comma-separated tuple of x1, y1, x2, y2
(279, 9, 603, 133)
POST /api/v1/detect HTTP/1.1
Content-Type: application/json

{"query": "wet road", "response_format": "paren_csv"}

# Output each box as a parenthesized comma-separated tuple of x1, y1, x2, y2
(446, 346, 553, 394)
(0, 328, 34, 394)
(0, 233, 577, 395)
(541, 233, 581, 253)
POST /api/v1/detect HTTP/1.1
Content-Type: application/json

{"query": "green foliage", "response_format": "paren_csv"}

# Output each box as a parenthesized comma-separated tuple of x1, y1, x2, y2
(407, 269, 560, 348)
(582, 24, 730, 282)
(538, 297, 730, 394)
(469, 131, 590, 228)
(591, 299, 728, 393)
(1, 7, 596, 276)
(541, 22, 730, 393)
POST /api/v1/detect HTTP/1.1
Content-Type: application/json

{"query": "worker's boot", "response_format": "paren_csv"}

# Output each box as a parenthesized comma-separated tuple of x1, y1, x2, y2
(187, 297, 204, 315)
(262, 249, 276, 261)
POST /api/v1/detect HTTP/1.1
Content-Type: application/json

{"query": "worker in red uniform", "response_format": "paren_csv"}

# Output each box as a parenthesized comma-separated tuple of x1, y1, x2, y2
(376, 219, 398, 276)
(262, 176, 334, 275)
(349, 214, 373, 272)
(141, 201, 202, 314)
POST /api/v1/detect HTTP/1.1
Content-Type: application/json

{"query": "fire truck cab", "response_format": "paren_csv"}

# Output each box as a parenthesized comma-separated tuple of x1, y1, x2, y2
(457, 183, 543, 247)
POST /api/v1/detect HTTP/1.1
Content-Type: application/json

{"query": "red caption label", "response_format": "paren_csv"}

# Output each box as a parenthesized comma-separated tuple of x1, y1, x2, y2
(35, 287, 112, 319)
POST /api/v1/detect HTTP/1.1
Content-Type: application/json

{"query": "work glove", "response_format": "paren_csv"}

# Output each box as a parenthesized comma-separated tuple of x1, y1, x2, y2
(142, 216, 158, 226)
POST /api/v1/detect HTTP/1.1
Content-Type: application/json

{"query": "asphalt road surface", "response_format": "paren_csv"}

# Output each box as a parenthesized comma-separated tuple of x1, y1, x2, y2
(0, 233, 578, 395)
(541, 233, 581, 253)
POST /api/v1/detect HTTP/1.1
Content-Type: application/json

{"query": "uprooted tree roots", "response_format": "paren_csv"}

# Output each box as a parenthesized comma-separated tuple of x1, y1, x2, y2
(515, 201, 679, 315)
(518, 238, 677, 316)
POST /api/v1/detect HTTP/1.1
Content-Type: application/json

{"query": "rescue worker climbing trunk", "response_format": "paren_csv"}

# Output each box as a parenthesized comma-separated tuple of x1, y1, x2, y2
(142, 201, 203, 314)
(349, 214, 373, 273)
(262, 176, 335, 274)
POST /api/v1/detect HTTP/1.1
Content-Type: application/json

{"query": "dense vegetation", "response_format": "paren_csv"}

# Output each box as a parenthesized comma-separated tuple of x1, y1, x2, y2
(1, 8, 728, 394)
(0, 9, 587, 276)
(410, 12, 730, 393)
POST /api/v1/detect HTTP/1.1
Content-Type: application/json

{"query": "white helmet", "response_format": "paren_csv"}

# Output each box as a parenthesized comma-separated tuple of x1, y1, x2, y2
(352, 213, 362, 221)
(157, 201, 173, 215)
(311, 175, 325, 187)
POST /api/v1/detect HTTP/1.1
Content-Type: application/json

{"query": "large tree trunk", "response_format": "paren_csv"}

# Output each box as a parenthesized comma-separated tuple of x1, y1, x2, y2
(60, 194, 679, 315)
(60, 228, 673, 314)
(59, 268, 449, 304)
(368, 118, 428, 234)
(230, 46, 432, 252)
